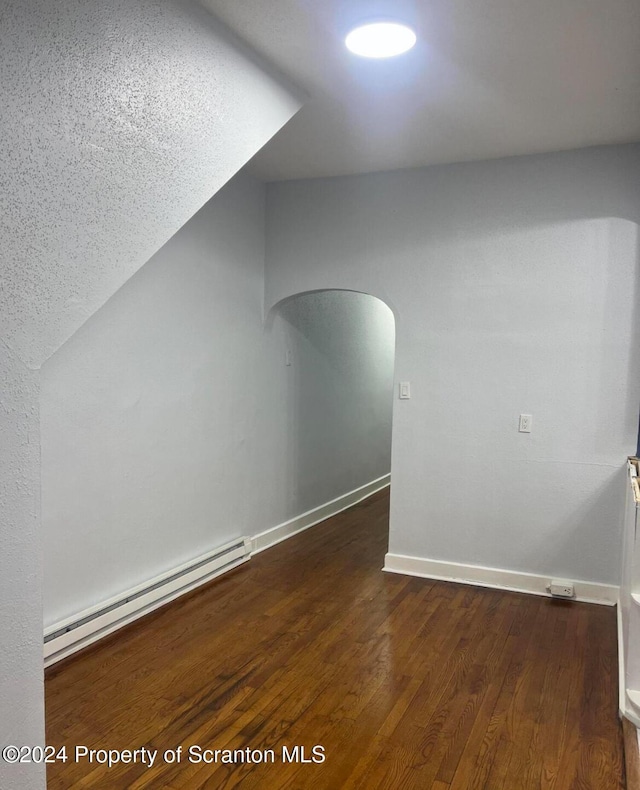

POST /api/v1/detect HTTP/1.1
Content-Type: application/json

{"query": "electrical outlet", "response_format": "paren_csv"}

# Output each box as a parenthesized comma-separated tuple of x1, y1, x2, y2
(548, 580, 575, 599)
(519, 414, 532, 433)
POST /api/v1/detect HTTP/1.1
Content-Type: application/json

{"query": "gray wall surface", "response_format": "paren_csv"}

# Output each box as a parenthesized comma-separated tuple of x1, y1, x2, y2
(0, 0, 301, 369)
(41, 182, 395, 629)
(265, 145, 640, 586)
(0, 1, 300, 786)
(0, 349, 42, 790)
(41, 174, 276, 625)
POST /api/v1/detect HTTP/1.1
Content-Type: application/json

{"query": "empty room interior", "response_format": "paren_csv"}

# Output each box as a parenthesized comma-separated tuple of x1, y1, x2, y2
(2, 1, 640, 788)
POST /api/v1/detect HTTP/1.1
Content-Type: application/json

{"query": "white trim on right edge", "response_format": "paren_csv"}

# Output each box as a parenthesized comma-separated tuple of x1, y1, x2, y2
(383, 553, 618, 606)
(617, 601, 639, 727)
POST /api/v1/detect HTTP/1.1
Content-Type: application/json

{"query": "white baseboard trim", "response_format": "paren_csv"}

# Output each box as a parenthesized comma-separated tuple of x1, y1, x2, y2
(252, 474, 391, 555)
(625, 691, 640, 730)
(383, 552, 618, 606)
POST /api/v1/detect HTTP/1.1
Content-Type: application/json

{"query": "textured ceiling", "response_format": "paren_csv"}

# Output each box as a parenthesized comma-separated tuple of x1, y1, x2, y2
(200, 0, 640, 181)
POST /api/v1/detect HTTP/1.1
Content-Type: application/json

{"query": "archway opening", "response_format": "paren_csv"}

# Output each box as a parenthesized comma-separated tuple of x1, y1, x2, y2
(270, 289, 396, 548)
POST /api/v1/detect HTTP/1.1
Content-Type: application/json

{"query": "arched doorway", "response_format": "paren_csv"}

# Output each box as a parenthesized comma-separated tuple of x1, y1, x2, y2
(269, 288, 396, 546)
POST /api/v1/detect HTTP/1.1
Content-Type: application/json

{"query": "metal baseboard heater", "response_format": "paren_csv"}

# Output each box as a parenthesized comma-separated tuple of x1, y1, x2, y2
(44, 536, 252, 667)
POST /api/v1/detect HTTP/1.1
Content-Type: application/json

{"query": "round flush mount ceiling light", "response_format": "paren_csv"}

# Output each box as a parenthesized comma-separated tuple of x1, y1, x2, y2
(345, 21, 416, 59)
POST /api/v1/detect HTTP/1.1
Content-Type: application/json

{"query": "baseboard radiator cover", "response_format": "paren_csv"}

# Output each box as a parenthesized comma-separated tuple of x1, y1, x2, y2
(44, 536, 252, 667)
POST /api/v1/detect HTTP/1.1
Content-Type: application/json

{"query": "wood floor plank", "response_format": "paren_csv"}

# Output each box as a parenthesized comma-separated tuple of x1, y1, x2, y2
(623, 716, 640, 790)
(45, 488, 625, 789)
(447, 597, 541, 790)
(498, 599, 557, 788)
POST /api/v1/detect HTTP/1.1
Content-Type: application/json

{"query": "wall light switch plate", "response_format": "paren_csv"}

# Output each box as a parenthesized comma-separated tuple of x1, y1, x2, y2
(399, 381, 411, 399)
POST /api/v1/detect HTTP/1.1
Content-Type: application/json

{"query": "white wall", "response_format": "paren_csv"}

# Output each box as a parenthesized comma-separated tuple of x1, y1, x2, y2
(0, 1, 300, 786)
(275, 290, 395, 511)
(265, 145, 640, 586)
(0, 349, 42, 790)
(0, 0, 301, 369)
(41, 174, 278, 625)
(41, 183, 395, 628)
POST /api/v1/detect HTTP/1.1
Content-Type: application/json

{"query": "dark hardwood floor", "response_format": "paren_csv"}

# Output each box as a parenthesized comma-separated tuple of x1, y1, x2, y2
(45, 489, 625, 789)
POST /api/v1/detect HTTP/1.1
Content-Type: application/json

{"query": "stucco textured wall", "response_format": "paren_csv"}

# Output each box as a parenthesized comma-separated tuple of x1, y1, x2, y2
(0, 1, 300, 786)
(0, 347, 43, 790)
(0, 0, 301, 368)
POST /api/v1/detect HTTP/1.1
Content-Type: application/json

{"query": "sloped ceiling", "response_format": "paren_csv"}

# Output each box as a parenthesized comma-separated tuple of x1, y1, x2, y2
(201, 0, 640, 180)
(0, 0, 301, 367)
